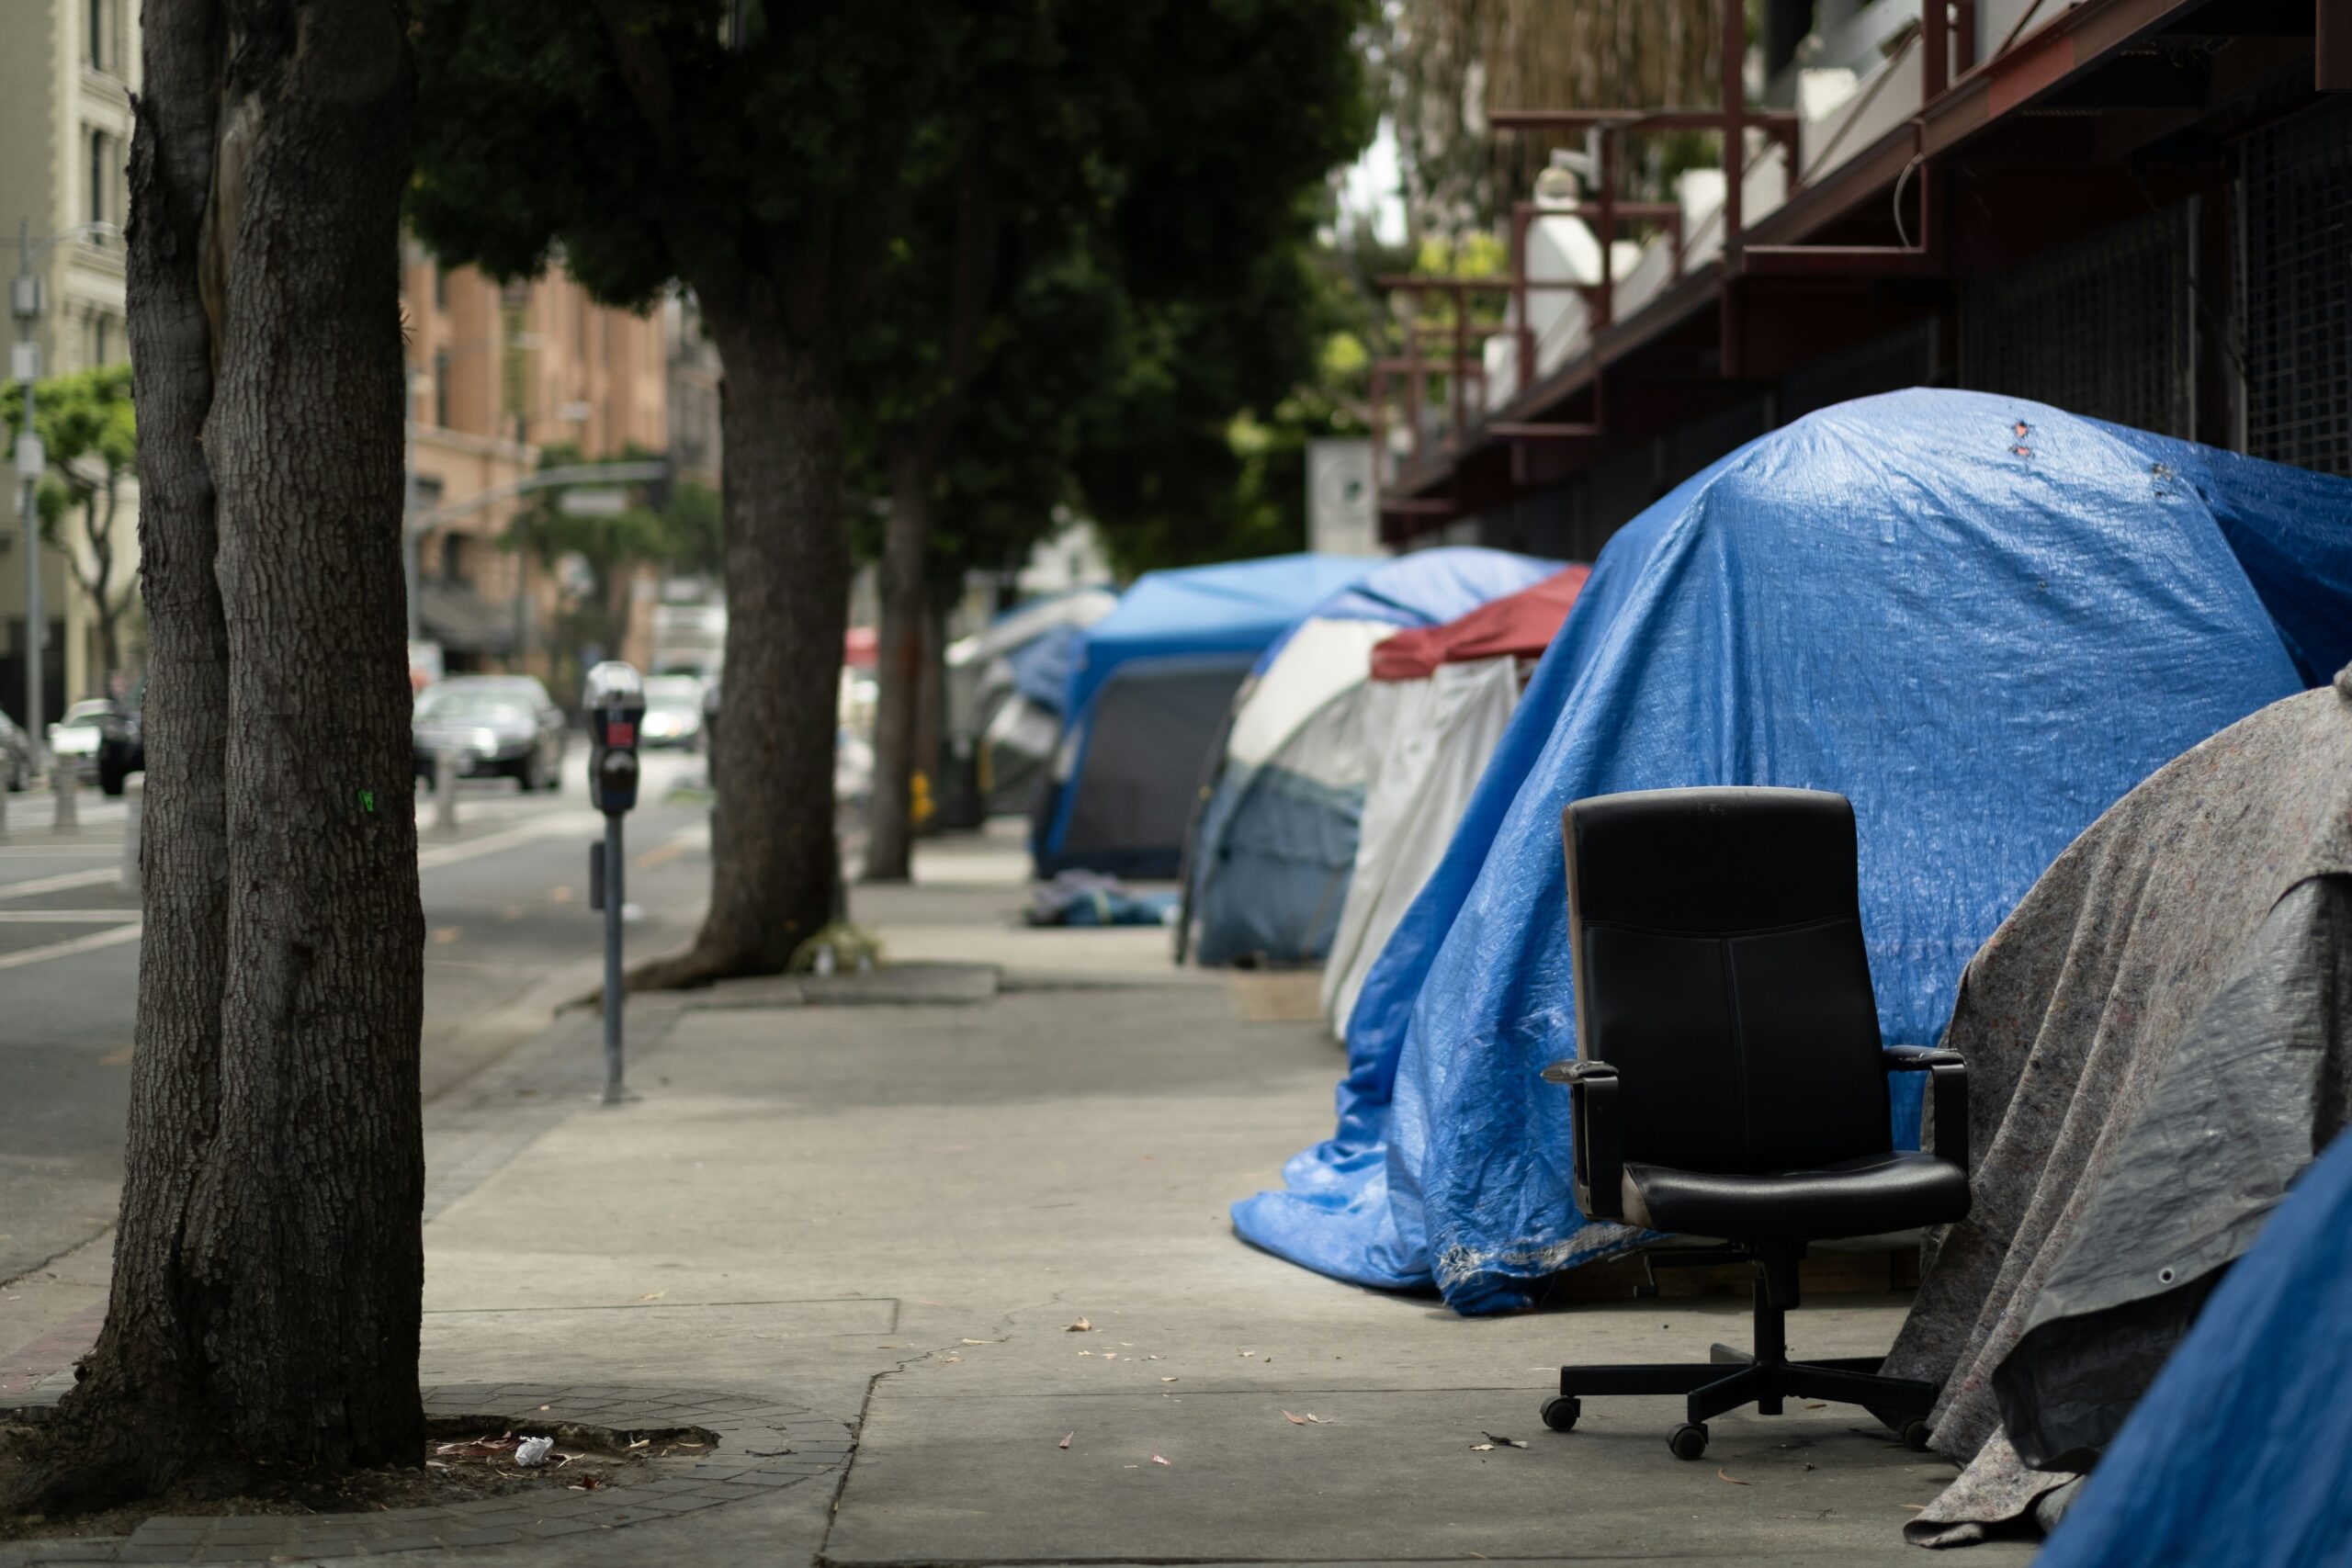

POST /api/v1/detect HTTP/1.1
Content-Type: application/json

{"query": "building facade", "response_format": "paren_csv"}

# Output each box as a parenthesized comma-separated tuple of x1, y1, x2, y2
(1375, 0, 2352, 564)
(401, 249, 671, 690)
(2, 0, 141, 728)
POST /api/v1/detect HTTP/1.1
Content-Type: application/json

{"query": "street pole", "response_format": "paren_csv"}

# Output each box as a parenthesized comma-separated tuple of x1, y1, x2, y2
(13, 220, 46, 774)
(602, 811, 625, 1100)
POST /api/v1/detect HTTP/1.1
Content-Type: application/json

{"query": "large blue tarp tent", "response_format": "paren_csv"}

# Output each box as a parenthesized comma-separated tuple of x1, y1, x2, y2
(1035, 554, 1374, 878)
(2037, 1120, 2352, 1566)
(1234, 389, 2352, 1314)
(1185, 547, 1556, 966)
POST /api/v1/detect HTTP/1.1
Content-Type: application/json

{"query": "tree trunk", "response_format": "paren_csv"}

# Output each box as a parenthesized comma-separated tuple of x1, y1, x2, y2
(13, 0, 425, 1510)
(635, 286, 848, 982)
(864, 446, 930, 881)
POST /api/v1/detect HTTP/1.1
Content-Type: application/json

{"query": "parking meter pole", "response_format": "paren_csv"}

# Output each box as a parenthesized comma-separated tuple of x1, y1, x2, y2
(583, 660, 644, 1107)
(602, 812, 625, 1103)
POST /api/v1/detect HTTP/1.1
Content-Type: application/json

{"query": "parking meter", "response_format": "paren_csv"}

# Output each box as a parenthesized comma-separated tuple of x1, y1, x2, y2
(585, 661, 645, 816)
(583, 661, 644, 1103)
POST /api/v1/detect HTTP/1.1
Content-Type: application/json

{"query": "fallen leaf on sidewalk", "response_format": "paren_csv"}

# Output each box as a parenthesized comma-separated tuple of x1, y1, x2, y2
(961, 1338, 988, 1346)
(1304, 1415, 1330, 1425)
(1058, 1433, 1073, 1450)
(1150, 1454, 1171, 1467)
(1900, 1505, 1927, 1513)
(638, 1292, 666, 1303)
(1079, 1350, 1093, 1357)
(1804, 1402, 1826, 1409)
(1237, 1348, 1253, 1357)
(1715, 1469, 1751, 1486)
(1470, 1443, 1494, 1452)
(1282, 1411, 1307, 1425)
(1066, 1317, 1092, 1332)
(1480, 1433, 1528, 1450)
(1160, 1377, 1178, 1383)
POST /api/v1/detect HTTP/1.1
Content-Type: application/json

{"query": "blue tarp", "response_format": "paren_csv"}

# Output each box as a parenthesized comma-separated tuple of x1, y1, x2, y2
(1234, 389, 2352, 1314)
(1063, 554, 1374, 722)
(1189, 547, 1557, 966)
(1037, 554, 1375, 874)
(1250, 547, 1562, 671)
(2037, 1123, 2352, 1566)
(1007, 624, 1084, 713)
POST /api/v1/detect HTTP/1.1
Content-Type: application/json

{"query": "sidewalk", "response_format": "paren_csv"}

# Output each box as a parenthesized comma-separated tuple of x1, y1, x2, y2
(5, 822, 2023, 1566)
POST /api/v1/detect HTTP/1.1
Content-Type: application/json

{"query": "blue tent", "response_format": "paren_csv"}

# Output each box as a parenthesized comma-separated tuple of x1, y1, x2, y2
(1007, 624, 1084, 712)
(1185, 547, 1557, 966)
(1035, 554, 1375, 878)
(1233, 389, 2352, 1314)
(2036, 1122, 2352, 1565)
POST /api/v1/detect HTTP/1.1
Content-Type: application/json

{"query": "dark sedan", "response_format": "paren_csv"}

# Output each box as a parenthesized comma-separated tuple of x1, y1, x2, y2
(96, 678, 144, 795)
(412, 676, 569, 792)
(0, 711, 32, 792)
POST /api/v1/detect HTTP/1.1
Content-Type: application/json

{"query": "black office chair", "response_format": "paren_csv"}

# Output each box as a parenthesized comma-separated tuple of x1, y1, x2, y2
(1539, 786, 1971, 1461)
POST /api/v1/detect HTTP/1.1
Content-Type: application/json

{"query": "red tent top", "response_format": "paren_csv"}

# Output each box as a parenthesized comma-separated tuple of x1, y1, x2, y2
(844, 626, 878, 670)
(1370, 564, 1591, 682)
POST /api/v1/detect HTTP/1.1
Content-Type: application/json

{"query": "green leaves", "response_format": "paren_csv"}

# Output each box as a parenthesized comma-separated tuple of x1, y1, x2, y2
(0, 363, 137, 545)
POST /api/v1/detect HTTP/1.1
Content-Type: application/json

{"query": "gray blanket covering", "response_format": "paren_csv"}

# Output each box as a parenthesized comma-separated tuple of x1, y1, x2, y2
(1883, 670, 2352, 1547)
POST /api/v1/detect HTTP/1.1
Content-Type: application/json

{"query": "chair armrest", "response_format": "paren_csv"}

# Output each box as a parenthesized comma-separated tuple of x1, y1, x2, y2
(1541, 1059, 1624, 1221)
(1883, 1046, 1969, 1174)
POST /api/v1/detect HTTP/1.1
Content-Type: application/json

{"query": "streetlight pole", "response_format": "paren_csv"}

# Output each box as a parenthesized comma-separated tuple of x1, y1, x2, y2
(12, 218, 120, 773)
(13, 220, 48, 773)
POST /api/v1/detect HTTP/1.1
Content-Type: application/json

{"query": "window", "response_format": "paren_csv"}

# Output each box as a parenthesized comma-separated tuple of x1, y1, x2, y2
(88, 130, 109, 228)
(93, 314, 110, 367)
(433, 265, 448, 310)
(87, 0, 107, 70)
(440, 533, 468, 581)
(433, 349, 452, 428)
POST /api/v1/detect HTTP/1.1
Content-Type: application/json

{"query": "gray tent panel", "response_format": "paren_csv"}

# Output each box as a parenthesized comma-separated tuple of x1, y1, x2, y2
(1048, 653, 1252, 878)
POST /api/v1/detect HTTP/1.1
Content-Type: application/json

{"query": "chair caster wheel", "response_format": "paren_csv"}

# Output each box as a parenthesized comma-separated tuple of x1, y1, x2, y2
(1668, 1422, 1709, 1461)
(1541, 1396, 1580, 1433)
(1898, 1418, 1932, 1452)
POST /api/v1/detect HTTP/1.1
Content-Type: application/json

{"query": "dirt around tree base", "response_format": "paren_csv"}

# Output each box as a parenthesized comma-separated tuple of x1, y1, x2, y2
(0, 1415, 720, 1544)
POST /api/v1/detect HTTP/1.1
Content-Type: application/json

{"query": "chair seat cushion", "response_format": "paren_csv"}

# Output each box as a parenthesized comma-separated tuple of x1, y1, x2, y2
(1622, 1150, 1970, 1241)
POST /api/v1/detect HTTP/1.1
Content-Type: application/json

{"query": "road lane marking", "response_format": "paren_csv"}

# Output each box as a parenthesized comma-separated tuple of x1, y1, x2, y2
(0, 910, 140, 922)
(0, 868, 119, 901)
(631, 836, 693, 871)
(414, 814, 593, 872)
(0, 920, 142, 970)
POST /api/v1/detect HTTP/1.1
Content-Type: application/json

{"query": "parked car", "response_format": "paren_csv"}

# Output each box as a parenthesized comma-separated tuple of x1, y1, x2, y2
(97, 677, 144, 795)
(638, 675, 707, 750)
(412, 675, 569, 791)
(0, 711, 33, 792)
(47, 698, 117, 782)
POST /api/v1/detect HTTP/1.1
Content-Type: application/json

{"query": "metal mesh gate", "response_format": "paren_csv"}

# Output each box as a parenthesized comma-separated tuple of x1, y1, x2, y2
(2239, 96, 2352, 477)
(1960, 202, 2195, 438)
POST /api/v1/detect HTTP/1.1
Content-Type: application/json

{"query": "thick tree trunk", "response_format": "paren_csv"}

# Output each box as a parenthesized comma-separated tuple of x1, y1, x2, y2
(864, 446, 930, 881)
(13, 1, 424, 1511)
(635, 287, 848, 982)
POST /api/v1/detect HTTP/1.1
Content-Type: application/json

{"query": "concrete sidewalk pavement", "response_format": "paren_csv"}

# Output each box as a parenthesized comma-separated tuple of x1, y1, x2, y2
(4, 822, 2022, 1566)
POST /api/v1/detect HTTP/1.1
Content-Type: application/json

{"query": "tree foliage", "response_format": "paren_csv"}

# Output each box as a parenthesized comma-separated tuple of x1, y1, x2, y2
(2, 364, 141, 677)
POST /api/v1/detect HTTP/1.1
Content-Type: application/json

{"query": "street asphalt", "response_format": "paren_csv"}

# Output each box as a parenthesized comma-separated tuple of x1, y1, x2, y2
(0, 745, 718, 1290)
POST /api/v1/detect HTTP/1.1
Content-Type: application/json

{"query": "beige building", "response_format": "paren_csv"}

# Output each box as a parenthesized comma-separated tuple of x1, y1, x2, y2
(401, 249, 671, 689)
(2, 0, 141, 729)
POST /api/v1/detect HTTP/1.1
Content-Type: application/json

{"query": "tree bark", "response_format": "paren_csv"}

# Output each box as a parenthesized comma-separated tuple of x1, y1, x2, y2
(864, 446, 930, 881)
(634, 285, 849, 982)
(12, 0, 424, 1510)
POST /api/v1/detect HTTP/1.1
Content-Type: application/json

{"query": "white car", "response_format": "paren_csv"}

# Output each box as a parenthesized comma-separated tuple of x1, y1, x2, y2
(47, 698, 117, 780)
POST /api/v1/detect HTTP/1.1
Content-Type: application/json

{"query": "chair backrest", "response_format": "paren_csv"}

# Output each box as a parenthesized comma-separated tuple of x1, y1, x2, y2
(1562, 786, 1891, 1175)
